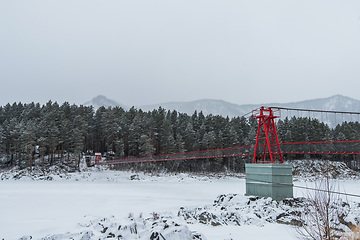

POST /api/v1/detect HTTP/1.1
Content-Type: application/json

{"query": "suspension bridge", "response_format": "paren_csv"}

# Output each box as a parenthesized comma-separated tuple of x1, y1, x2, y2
(96, 106, 360, 167)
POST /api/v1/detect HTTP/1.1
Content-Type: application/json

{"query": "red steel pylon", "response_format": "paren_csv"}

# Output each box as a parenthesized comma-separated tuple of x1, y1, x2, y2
(95, 153, 102, 165)
(252, 107, 283, 163)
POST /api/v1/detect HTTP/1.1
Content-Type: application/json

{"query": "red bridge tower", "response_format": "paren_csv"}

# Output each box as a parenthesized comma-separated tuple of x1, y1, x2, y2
(252, 107, 283, 163)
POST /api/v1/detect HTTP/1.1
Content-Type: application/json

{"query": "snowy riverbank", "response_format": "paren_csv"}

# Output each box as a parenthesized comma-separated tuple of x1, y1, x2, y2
(1, 166, 360, 240)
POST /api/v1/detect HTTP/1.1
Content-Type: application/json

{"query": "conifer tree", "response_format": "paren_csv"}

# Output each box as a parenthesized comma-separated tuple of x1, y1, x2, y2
(139, 134, 154, 157)
(20, 120, 36, 169)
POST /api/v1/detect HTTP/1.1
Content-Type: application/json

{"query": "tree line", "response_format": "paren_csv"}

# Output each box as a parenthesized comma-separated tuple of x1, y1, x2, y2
(0, 101, 359, 172)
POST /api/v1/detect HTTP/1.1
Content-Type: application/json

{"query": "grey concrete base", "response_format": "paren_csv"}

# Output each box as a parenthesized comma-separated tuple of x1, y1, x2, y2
(245, 163, 293, 201)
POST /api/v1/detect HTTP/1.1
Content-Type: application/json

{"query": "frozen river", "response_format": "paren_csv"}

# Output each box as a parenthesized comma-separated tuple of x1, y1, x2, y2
(1, 170, 359, 240)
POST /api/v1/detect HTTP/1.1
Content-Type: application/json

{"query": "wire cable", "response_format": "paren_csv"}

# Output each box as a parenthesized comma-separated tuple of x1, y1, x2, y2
(267, 106, 360, 115)
(246, 177, 360, 198)
(241, 109, 258, 118)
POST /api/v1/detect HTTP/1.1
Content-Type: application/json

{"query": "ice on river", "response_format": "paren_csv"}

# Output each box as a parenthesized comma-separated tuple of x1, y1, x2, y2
(1, 169, 359, 240)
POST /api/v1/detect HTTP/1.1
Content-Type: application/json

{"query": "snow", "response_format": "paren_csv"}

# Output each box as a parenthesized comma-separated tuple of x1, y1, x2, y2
(1, 168, 360, 240)
(189, 223, 297, 240)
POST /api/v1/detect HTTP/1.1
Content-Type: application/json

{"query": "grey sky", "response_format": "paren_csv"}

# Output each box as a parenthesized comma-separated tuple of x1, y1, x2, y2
(1, 0, 360, 107)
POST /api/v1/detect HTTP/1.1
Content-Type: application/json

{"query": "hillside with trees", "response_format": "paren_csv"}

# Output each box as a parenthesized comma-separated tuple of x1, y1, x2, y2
(0, 101, 359, 172)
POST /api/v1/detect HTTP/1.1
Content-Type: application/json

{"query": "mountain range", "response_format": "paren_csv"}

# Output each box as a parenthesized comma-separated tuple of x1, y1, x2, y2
(84, 94, 360, 126)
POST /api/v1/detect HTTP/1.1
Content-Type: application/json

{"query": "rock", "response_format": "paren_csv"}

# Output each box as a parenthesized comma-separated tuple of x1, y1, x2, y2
(178, 193, 360, 232)
(19, 236, 32, 240)
(130, 174, 140, 180)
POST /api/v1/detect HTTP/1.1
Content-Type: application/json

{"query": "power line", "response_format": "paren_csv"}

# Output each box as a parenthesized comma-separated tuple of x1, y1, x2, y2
(294, 185, 360, 198)
(99, 140, 360, 165)
(268, 106, 360, 115)
(246, 177, 360, 199)
(241, 109, 258, 118)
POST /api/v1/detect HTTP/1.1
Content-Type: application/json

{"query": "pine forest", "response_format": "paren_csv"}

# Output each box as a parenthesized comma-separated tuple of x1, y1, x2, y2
(0, 101, 359, 172)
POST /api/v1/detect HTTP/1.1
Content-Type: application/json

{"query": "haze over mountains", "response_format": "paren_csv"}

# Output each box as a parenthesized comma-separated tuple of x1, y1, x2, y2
(85, 94, 360, 117)
(83, 94, 360, 127)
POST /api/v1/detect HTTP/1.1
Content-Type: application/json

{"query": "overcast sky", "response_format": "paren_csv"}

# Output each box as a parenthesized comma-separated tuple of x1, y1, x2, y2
(1, 0, 360, 107)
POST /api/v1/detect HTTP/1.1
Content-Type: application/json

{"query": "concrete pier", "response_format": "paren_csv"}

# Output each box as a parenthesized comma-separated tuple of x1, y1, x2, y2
(245, 163, 293, 201)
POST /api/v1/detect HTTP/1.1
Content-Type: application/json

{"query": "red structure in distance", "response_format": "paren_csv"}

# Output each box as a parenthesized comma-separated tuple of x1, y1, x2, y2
(252, 107, 284, 164)
(97, 106, 360, 166)
(95, 153, 102, 165)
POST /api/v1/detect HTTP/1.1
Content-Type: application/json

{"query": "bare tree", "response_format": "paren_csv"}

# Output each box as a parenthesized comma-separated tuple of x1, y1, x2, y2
(340, 225, 360, 240)
(296, 166, 349, 240)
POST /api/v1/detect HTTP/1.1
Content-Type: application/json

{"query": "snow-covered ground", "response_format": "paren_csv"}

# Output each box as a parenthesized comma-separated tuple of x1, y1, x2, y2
(1, 167, 360, 240)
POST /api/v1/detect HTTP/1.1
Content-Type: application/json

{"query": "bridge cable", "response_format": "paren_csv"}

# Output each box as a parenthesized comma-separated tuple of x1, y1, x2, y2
(268, 106, 360, 115)
(246, 177, 360, 199)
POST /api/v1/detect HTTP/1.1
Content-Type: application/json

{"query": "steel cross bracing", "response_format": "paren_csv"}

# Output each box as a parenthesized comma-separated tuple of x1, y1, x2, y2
(98, 106, 360, 166)
(252, 107, 283, 164)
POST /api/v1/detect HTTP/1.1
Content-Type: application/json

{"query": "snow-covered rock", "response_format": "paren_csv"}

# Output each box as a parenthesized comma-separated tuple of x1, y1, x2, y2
(290, 160, 360, 180)
(178, 194, 360, 235)
(36, 214, 206, 240)
(0, 165, 73, 181)
(178, 194, 305, 227)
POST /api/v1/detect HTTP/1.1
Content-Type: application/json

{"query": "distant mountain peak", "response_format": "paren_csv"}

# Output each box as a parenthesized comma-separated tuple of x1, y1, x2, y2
(83, 95, 128, 110)
(83, 94, 360, 126)
(92, 95, 109, 101)
(324, 94, 352, 101)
